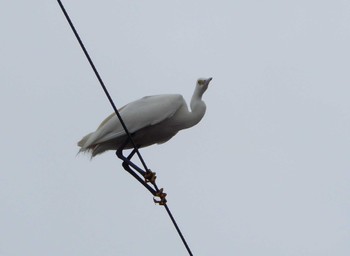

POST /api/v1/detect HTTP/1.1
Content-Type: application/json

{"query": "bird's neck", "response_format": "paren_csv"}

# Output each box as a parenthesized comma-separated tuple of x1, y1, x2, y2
(184, 95, 206, 128)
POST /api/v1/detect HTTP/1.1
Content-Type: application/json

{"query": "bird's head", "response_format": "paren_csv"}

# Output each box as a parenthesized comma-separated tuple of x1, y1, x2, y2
(196, 77, 213, 95)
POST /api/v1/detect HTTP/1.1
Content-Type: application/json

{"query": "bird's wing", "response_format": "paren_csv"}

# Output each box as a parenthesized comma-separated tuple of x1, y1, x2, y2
(85, 94, 186, 146)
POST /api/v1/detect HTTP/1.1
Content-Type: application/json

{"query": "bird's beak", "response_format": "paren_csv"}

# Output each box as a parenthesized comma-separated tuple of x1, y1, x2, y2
(206, 77, 213, 85)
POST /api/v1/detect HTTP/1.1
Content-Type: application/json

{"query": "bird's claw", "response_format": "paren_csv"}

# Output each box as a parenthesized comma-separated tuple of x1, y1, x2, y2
(144, 170, 157, 184)
(144, 171, 166, 205)
(153, 188, 167, 205)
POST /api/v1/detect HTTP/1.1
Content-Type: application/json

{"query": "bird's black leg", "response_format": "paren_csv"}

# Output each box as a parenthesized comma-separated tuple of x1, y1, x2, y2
(116, 139, 147, 177)
(121, 161, 157, 196)
(116, 138, 157, 183)
(116, 138, 167, 204)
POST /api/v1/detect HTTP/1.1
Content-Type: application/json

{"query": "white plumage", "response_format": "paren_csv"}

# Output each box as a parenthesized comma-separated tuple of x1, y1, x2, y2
(78, 77, 212, 157)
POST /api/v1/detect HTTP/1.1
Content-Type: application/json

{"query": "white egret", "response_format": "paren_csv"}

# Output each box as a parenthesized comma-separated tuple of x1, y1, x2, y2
(78, 77, 212, 157)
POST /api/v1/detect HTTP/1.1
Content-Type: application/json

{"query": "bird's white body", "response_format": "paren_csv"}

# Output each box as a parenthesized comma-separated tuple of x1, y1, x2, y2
(78, 78, 212, 157)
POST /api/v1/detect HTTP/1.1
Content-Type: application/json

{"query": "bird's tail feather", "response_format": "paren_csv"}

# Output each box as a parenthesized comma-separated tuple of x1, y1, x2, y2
(77, 132, 111, 158)
(78, 132, 93, 148)
(77, 132, 95, 157)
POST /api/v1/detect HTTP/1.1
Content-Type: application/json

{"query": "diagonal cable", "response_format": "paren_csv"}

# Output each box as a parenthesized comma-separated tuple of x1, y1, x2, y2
(56, 1, 193, 255)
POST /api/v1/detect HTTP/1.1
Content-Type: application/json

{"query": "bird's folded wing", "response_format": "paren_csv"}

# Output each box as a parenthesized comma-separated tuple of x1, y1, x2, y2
(86, 94, 185, 145)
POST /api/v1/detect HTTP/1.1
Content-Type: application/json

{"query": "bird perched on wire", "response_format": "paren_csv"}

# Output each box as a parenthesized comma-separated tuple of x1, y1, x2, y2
(78, 77, 213, 157)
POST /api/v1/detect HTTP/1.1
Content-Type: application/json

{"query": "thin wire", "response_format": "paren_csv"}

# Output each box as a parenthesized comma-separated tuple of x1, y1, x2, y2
(56, 1, 193, 255)
(164, 199, 193, 255)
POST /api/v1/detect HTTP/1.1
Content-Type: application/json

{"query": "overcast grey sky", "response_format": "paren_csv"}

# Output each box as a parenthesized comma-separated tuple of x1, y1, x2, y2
(1, 0, 350, 255)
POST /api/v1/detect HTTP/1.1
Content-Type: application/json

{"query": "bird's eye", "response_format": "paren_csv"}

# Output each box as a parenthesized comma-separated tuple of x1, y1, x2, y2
(198, 80, 204, 85)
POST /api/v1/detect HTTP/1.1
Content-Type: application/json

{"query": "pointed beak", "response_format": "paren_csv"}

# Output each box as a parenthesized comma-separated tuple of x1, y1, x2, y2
(206, 77, 213, 85)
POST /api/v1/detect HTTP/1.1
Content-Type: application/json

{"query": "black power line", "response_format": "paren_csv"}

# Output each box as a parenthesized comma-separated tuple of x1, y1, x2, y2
(56, 1, 194, 255)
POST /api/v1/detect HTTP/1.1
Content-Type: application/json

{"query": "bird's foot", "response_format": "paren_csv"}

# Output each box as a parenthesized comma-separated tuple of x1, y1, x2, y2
(144, 170, 157, 184)
(153, 188, 167, 205)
